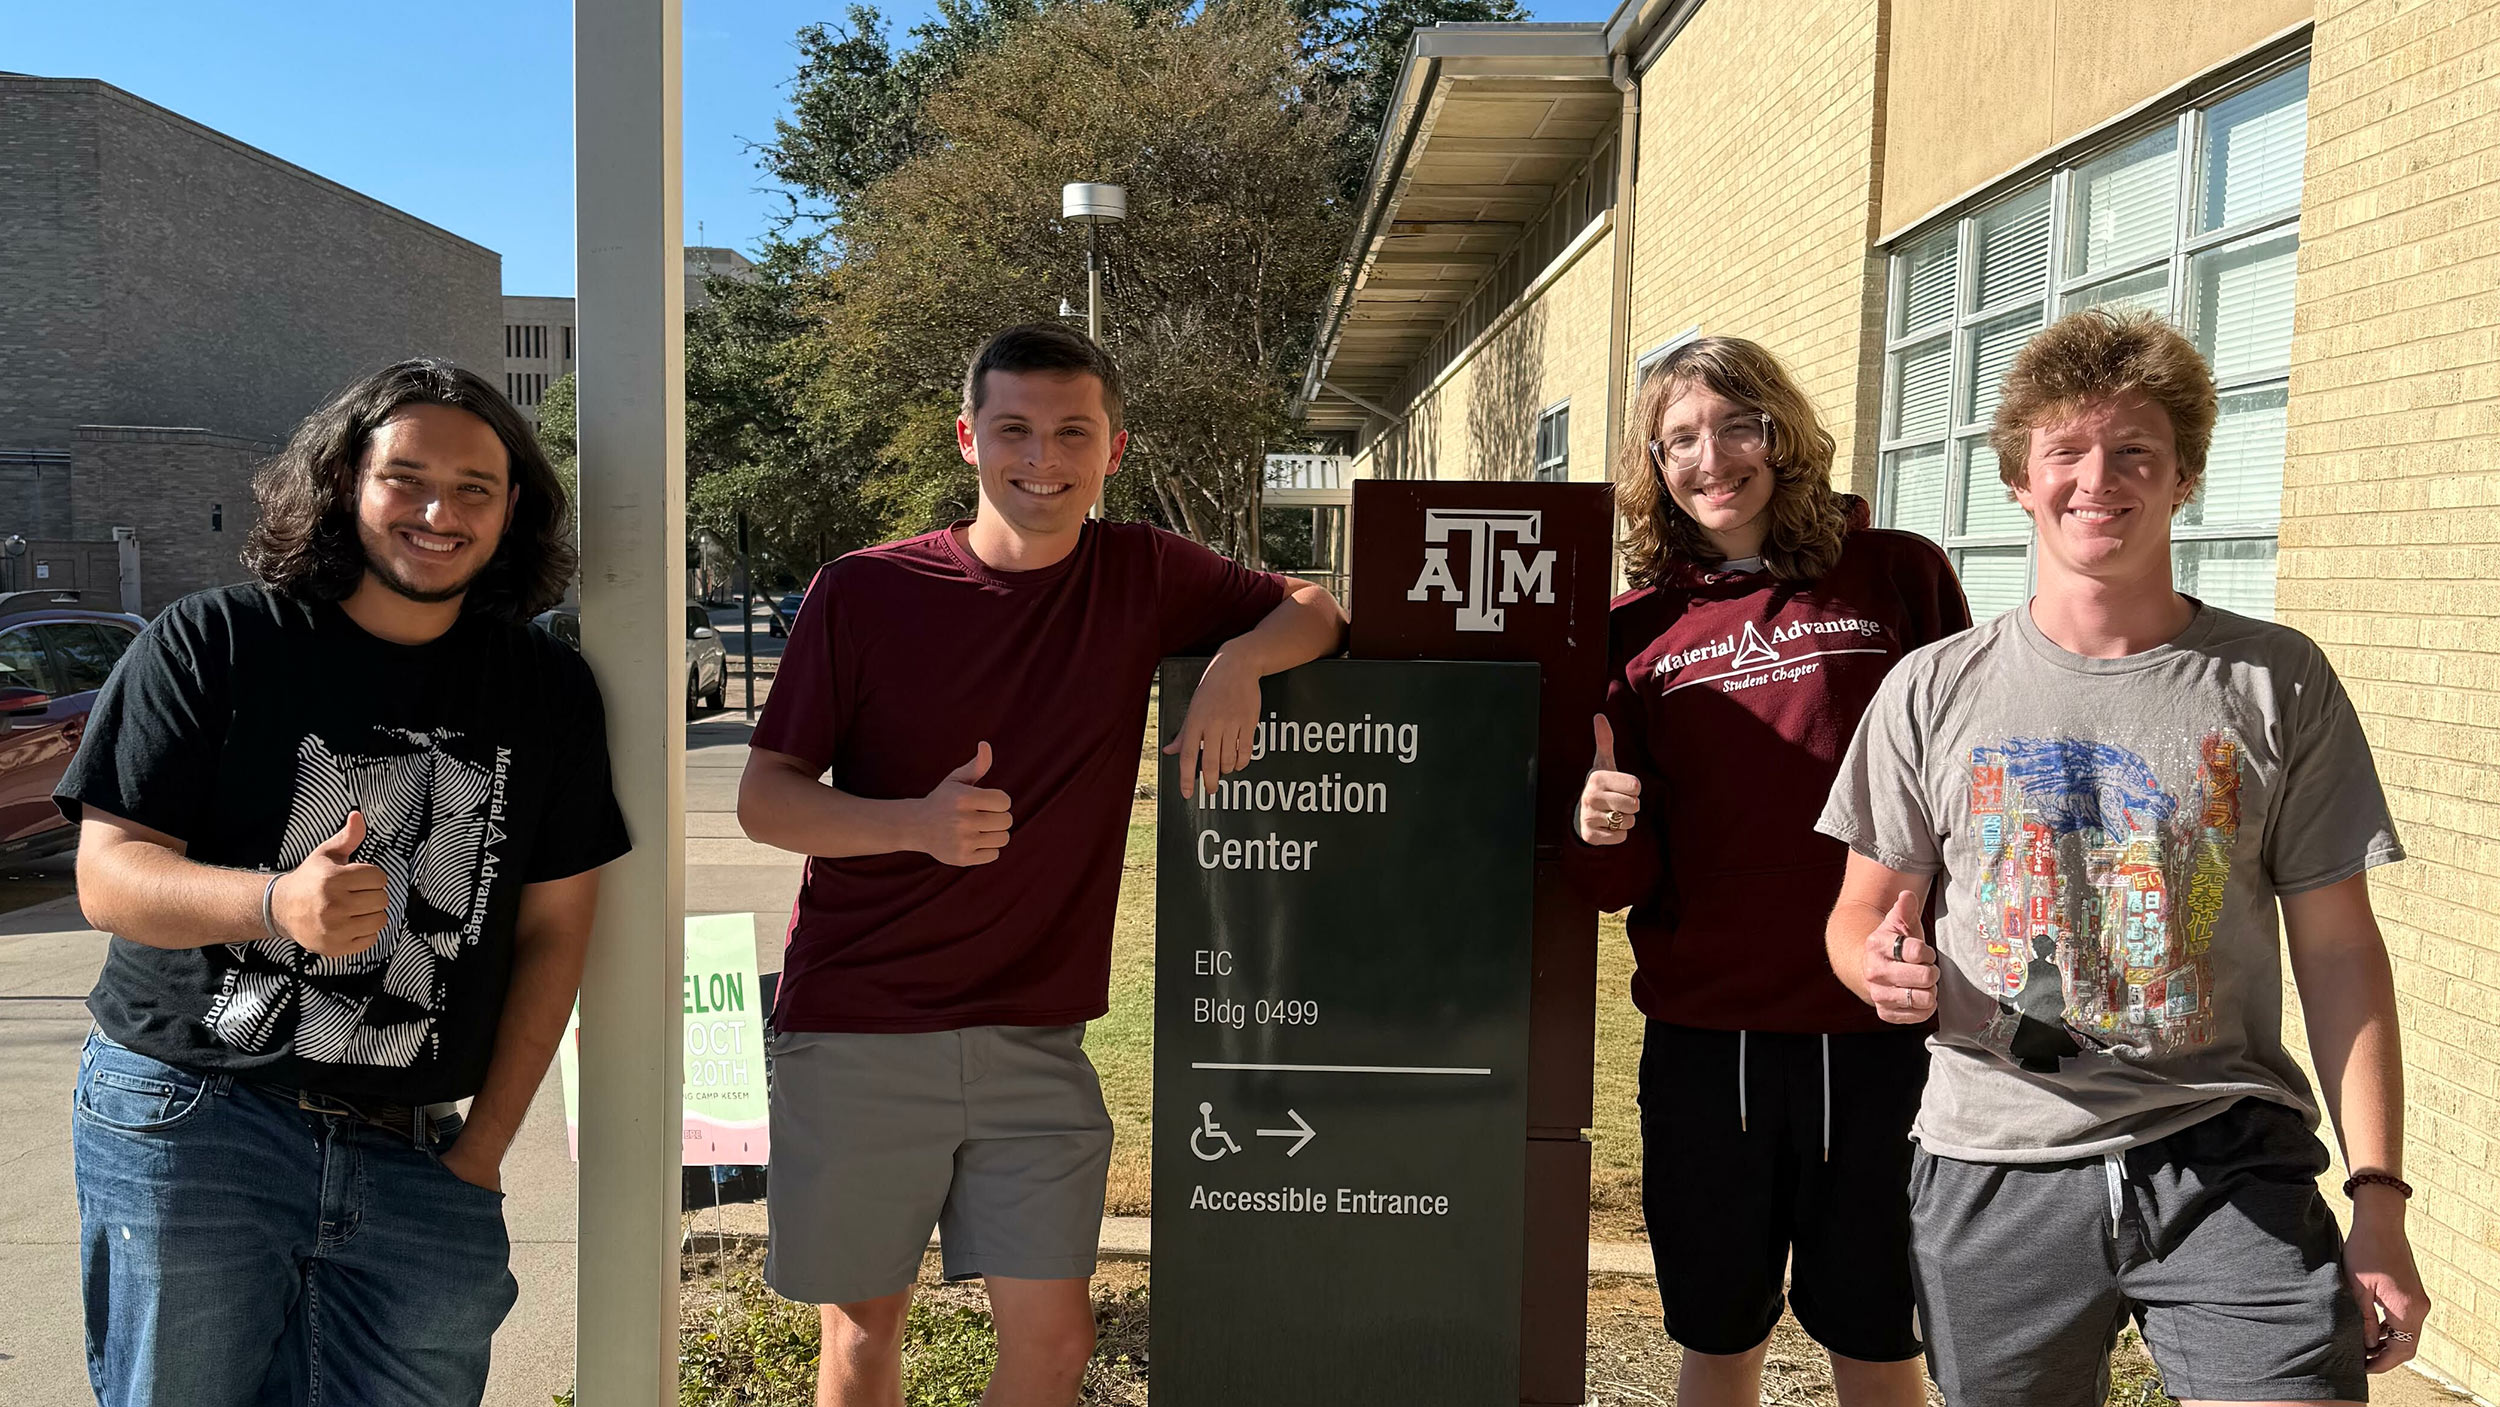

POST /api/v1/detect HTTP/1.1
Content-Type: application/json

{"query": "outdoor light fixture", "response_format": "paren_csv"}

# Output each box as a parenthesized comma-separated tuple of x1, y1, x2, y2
(1059, 182, 1126, 346)
(1061, 182, 1127, 519)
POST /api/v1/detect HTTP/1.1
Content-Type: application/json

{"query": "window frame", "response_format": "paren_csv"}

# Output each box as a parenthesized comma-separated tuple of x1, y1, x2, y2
(1533, 399, 1571, 482)
(1875, 53, 2308, 617)
(1636, 325, 1702, 382)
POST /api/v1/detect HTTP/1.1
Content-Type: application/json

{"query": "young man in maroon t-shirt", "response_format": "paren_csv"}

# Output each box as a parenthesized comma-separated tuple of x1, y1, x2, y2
(738, 324, 1344, 1407)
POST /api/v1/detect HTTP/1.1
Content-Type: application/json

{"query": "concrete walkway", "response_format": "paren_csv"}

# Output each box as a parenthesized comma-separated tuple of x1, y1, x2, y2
(0, 711, 799, 1407)
(681, 1201, 1664, 1278)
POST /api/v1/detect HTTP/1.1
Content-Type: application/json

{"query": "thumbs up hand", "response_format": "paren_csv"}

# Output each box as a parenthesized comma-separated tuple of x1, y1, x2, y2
(1864, 890, 1938, 1024)
(269, 811, 391, 957)
(918, 743, 1013, 866)
(1577, 714, 1643, 846)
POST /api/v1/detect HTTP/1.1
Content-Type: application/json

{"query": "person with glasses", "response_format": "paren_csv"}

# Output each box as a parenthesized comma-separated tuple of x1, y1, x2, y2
(1569, 336, 1970, 1406)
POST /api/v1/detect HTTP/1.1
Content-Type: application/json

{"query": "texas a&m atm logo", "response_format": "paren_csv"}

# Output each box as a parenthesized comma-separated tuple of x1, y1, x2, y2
(1405, 508, 1557, 633)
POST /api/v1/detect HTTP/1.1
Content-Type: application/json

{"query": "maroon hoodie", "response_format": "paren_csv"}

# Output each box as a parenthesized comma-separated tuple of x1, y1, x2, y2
(1568, 519, 1971, 1034)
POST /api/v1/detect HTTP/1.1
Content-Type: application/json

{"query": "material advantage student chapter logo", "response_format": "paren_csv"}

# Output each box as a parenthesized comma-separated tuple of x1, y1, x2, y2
(1654, 615, 1892, 695)
(1406, 508, 1557, 633)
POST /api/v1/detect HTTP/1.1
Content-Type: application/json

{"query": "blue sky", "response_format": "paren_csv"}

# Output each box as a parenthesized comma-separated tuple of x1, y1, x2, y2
(14, 0, 1617, 296)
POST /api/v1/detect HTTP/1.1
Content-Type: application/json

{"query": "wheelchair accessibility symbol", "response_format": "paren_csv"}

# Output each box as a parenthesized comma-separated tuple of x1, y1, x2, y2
(1189, 1102, 1318, 1159)
(1191, 1102, 1242, 1161)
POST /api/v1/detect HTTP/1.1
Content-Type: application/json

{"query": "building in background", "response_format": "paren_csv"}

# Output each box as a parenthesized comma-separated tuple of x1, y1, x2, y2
(502, 244, 757, 423)
(0, 73, 501, 613)
(502, 293, 575, 421)
(1302, 1, 2500, 1396)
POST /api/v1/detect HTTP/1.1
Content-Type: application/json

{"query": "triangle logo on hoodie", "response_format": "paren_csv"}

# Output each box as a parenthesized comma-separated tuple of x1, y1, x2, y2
(1731, 621, 1781, 671)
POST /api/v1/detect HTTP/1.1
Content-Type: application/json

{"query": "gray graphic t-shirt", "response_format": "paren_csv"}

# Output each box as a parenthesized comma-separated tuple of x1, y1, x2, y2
(1816, 600, 2402, 1162)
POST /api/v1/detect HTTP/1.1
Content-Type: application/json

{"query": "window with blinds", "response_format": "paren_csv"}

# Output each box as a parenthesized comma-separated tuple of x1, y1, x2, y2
(1876, 59, 2307, 622)
(1534, 402, 1570, 481)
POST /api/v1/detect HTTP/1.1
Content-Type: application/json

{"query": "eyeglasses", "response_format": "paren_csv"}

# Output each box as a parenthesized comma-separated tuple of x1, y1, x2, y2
(1648, 415, 1772, 471)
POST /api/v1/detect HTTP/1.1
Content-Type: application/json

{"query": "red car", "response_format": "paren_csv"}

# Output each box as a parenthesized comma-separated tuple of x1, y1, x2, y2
(0, 590, 146, 860)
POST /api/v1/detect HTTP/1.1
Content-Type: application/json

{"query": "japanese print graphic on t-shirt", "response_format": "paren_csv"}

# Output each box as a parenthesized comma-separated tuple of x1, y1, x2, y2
(1966, 730, 2241, 1073)
(1815, 601, 2406, 1161)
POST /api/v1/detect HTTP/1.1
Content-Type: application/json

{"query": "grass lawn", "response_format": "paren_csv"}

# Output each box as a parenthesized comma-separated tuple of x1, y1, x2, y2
(1093, 692, 1648, 1235)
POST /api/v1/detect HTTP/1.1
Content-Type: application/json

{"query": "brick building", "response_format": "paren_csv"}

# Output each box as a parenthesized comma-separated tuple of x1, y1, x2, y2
(501, 245, 757, 423)
(0, 73, 502, 613)
(1304, 0, 2500, 1395)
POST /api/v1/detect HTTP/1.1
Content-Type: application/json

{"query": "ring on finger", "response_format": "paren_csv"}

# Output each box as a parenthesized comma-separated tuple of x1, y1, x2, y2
(2385, 1330, 2416, 1343)
(1603, 809, 1625, 831)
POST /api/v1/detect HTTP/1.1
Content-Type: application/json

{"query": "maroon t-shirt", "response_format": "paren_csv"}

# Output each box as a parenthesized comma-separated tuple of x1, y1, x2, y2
(753, 521, 1289, 1033)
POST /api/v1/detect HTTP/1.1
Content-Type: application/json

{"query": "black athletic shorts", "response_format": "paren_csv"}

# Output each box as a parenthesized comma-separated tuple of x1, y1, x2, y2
(1638, 1020, 1930, 1360)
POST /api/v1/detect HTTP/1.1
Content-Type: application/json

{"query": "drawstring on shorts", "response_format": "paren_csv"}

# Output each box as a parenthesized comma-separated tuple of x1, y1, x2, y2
(1736, 1031, 1748, 1133)
(1731, 1031, 1835, 1159)
(1820, 1035, 1832, 1162)
(2102, 1152, 2126, 1243)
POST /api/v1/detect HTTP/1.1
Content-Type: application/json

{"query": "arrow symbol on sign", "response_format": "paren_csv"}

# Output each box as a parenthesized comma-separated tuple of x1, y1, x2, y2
(1255, 1109, 1316, 1157)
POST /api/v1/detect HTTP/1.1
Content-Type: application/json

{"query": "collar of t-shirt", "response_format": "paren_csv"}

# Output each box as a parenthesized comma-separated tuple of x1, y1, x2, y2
(2011, 595, 2219, 675)
(938, 519, 1088, 589)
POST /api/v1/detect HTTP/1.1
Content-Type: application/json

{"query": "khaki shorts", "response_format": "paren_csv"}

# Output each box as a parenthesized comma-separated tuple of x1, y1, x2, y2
(762, 1024, 1114, 1305)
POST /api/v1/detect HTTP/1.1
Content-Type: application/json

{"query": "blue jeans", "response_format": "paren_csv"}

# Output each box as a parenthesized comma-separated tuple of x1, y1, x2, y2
(71, 1029, 517, 1407)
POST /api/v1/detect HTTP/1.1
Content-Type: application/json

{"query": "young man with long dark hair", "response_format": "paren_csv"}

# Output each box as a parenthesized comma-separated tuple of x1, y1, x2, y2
(738, 324, 1344, 1407)
(60, 359, 629, 1407)
(1821, 310, 2430, 1405)
(1570, 337, 1968, 1407)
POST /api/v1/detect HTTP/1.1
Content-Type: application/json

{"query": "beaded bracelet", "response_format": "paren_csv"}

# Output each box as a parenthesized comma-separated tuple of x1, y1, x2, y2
(2343, 1171, 2412, 1200)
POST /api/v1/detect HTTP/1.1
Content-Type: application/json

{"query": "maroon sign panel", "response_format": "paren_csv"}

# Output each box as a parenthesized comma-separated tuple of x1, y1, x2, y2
(1348, 481, 1616, 843)
(1347, 480, 1615, 1407)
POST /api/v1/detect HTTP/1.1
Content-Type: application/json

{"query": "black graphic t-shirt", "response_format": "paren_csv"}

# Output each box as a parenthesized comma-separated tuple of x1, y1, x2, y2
(58, 584, 631, 1103)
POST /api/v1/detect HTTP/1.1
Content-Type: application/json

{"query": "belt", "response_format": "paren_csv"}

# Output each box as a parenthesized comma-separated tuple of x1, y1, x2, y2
(276, 1086, 463, 1145)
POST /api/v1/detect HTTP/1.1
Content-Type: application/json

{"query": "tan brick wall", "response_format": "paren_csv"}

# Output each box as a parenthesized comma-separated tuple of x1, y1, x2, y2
(1348, 229, 1617, 484)
(1625, 0, 1890, 498)
(2281, 0, 2500, 1394)
(1880, 0, 2311, 238)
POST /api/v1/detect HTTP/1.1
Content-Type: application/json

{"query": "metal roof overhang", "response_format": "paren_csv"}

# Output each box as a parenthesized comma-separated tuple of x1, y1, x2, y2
(1298, 24, 1620, 436)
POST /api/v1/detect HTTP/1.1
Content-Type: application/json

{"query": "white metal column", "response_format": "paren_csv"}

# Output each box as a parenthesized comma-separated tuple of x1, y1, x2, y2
(574, 0, 687, 1399)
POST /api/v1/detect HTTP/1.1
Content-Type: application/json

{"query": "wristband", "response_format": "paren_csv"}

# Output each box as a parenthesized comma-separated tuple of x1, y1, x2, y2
(2343, 1171, 2412, 1200)
(262, 873, 287, 943)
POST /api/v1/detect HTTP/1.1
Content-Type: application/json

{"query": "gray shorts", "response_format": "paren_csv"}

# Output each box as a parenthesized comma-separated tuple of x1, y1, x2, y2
(1910, 1098, 2368, 1407)
(762, 1024, 1114, 1304)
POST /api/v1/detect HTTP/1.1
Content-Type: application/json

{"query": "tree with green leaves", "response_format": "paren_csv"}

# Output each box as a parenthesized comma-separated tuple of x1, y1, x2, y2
(534, 372, 579, 523)
(793, 0, 1352, 557)
(683, 236, 891, 582)
(685, 0, 1533, 558)
(764, 0, 1522, 225)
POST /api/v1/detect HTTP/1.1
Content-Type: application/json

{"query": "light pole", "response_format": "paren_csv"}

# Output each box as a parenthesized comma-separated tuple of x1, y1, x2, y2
(1060, 182, 1126, 346)
(1061, 183, 1125, 518)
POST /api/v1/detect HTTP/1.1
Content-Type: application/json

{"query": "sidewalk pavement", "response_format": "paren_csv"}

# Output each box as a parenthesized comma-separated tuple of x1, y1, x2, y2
(0, 717, 798, 1407)
(679, 1201, 1665, 1279)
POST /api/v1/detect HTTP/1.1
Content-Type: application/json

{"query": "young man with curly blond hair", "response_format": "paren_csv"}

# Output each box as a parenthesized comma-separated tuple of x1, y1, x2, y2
(1818, 310, 2430, 1406)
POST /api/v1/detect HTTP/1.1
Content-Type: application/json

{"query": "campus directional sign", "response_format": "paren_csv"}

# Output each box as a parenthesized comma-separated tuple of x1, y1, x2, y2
(1152, 657, 1540, 1406)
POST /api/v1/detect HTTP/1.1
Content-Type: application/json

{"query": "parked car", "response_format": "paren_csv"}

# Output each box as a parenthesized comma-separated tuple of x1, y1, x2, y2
(766, 590, 805, 638)
(0, 590, 148, 860)
(532, 604, 728, 716)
